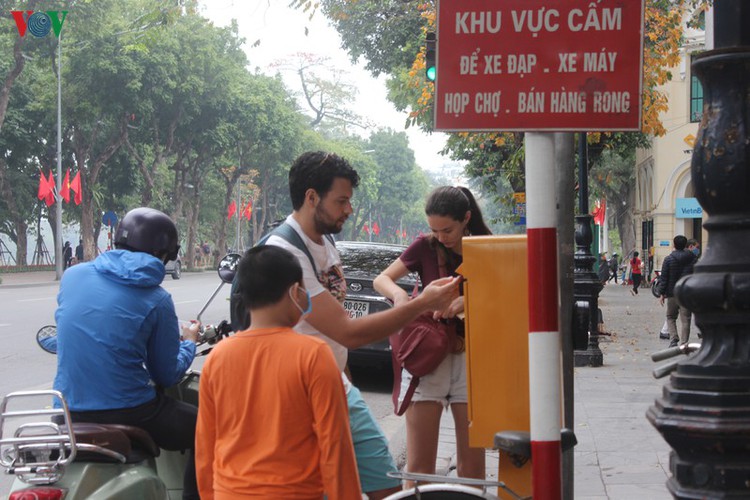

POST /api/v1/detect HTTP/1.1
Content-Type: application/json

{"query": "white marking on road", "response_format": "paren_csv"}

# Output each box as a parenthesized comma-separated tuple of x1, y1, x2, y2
(18, 296, 56, 302)
(174, 300, 200, 305)
(0, 323, 11, 327)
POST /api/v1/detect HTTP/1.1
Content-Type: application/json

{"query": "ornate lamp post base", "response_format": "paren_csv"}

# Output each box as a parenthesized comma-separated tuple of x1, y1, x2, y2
(573, 214, 603, 368)
(647, 21, 750, 498)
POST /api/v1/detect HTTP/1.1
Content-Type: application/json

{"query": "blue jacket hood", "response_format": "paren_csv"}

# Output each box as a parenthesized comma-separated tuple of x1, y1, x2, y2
(93, 249, 165, 287)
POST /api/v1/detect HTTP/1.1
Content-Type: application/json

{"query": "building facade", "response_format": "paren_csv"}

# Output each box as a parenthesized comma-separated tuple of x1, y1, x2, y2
(634, 27, 707, 273)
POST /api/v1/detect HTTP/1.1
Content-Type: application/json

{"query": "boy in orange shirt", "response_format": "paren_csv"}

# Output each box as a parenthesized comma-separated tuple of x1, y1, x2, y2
(196, 246, 361, 499)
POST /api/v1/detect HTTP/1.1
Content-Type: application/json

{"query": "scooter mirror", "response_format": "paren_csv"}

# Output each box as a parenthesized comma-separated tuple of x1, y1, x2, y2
(36, 325, 58, 354)
(217, 253, 242, 284)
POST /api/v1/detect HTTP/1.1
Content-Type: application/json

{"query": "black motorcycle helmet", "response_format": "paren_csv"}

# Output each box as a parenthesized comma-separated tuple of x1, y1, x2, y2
(114, 207, 180, 263)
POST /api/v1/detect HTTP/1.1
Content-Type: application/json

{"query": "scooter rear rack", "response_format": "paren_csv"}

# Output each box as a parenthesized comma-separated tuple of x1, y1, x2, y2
(0, 390, 128, 485)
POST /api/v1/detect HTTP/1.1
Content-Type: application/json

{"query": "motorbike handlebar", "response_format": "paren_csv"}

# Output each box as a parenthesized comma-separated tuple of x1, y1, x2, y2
(651, 346, 683, 362)
(653, 360, 680, 379)
(651, 342, 701, 379)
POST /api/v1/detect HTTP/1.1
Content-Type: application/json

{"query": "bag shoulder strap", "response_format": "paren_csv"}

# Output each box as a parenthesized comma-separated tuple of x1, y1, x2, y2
(259, 222, 335, 276)
(436, 248, 448, 278)
(395, 378, 419, 416)
(231, 224, 334, 332)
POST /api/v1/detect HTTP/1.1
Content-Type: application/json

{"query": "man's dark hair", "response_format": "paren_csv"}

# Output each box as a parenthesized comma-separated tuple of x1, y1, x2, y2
(674, 235, 688, 250)
(237, 246, 302, 309)
(288, 151, 360, 210)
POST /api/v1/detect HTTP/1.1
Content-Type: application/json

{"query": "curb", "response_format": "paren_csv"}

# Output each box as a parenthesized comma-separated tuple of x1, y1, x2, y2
(0, 280, 60, 289)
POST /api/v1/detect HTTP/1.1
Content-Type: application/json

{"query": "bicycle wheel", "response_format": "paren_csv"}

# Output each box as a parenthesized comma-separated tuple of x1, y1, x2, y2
(385, 484, 500, 500)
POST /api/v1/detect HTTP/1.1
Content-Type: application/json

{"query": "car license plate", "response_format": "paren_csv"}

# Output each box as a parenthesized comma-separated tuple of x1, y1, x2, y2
(344, 300, 370, 319)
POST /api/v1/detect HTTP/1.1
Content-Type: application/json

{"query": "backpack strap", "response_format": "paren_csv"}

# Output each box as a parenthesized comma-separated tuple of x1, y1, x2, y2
(259, 223, 335, 276)
(230, 222, 336, 332)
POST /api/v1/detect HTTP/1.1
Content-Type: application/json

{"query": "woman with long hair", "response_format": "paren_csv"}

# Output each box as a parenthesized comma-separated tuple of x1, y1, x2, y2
(630, 250, 643, 295)
(374, 186, 491, 484)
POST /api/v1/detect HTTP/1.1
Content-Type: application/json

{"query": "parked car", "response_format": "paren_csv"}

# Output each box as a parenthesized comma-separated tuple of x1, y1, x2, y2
(164, 252, 182, 280)
(338, 241, 420, 369)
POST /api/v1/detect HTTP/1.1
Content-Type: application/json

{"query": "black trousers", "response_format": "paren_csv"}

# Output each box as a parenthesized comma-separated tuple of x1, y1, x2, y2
(632, 274, 642, 293)
(66, 393, 199, 500)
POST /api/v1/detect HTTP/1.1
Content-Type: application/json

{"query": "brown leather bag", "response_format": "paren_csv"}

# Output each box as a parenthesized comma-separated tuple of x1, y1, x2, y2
(389, 249, 457, 415)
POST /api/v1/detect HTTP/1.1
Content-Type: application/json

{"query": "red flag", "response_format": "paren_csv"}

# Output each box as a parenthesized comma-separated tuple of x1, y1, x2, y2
(44, 171, 55, 207)
(70, 171, 82, 205)
(38, 170, 53, 201)
(242, 200, 253, 220)
(372, 222, 380, 236)
(61, 169, 71, 203)
(227, 200, 237, 220)
(592, 199, 606, 226)
(363, 224, 370, 234)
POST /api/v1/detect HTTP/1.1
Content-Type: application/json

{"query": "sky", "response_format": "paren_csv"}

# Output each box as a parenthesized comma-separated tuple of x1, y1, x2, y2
(198, 0, 453, 172)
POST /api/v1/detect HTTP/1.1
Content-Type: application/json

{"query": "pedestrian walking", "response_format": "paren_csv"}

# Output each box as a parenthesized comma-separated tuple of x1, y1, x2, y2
(374, 186, 490, 485)
(608, 253, 619, 283)
(75, 239, 84, 263)
(630, 251, 643, 295)
(598, 253, 610, 284)
(62, 241, 72, 270)
(687, 238, 701, 258)
(657, 235, 697, 347)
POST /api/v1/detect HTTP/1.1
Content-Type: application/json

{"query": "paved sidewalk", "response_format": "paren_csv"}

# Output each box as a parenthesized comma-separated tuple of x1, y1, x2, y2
(0, 270, 59, 288)
(425, 282, 677, 499)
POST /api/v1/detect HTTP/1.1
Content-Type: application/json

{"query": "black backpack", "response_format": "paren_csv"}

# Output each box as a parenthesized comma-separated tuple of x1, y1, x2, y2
(229, 222, 334, 332)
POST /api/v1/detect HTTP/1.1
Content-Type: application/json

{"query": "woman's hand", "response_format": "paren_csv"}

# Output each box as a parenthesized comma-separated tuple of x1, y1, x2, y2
(415, 276, 461, 312)
(434, 295, 464, 320)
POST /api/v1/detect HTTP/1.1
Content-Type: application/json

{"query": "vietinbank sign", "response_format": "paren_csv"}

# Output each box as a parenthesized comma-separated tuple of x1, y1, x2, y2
(11, 10, 68, 38)
(434, 0, 644, 131)
(675, 198, 703, 219)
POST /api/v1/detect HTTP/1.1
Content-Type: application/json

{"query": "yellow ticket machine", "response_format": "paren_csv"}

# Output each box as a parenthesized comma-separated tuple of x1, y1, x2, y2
(459, 235, 531, 499)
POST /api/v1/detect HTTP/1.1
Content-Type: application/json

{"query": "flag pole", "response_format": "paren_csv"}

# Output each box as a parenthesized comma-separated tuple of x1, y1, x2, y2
(235, 177, 242, 252)
(54, 32, 63, 280)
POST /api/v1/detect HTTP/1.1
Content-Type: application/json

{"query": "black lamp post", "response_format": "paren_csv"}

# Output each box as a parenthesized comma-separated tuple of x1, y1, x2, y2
(573, 132, 603, 367)
(647, 2, 750, 497)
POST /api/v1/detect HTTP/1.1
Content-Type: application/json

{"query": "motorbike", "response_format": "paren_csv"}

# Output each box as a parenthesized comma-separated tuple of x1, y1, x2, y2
(0, 253, 241, 500)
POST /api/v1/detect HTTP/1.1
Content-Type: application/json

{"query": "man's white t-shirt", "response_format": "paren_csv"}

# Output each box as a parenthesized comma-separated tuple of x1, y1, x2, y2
(265, 215, 350, 372)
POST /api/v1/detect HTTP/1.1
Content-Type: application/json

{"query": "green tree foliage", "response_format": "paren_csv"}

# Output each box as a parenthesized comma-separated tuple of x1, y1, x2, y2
(366, 129, 429, 242)
(1, 0, 432, 265)
(319, 0, 423, 78)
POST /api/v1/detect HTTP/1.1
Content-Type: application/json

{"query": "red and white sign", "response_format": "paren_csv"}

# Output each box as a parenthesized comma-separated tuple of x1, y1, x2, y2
(434, 0, 645, 131)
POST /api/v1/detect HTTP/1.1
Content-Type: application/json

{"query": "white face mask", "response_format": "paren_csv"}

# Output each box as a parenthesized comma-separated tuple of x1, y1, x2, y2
(289, 285, 312, 317)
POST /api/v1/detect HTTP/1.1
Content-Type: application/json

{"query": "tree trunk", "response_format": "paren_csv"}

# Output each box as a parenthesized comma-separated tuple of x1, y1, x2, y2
(15, 224, 28, 266)
(186, 193, 201, 270)
(0, 160, 29, 265)
(617, 189, 637, 256)
(216, 173, 239, 263)
(74, 120, 128, 260)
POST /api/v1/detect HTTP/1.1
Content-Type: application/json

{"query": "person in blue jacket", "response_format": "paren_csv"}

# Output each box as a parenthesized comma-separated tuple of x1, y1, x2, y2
(53, 207, 200, 500)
